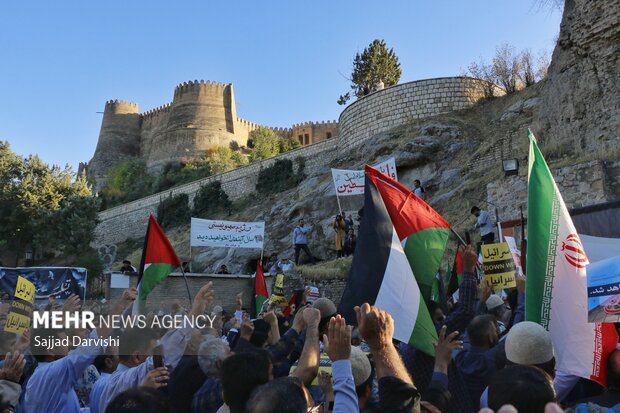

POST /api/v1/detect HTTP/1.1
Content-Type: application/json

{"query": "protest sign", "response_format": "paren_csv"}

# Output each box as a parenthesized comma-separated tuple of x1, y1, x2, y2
(587, 255, 620, 323)
(481, 242, 517, 290)
(332, 158, 398, 196)
(0, 267, 87, 308)
(190, 218, 265, 248)
(3, 276, 35, 334)
(503, 236, 524, 277)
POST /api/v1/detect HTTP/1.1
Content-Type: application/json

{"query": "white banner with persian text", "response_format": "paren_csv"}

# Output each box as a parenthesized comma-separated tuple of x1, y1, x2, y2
(190, 218, 265, 249)
(332, 158, 398, 196)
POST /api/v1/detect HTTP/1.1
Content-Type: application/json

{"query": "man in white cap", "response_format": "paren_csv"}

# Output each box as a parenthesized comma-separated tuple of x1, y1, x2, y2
(505, 321, 555, 376)
(479, 320, 556, 408)
(485, 295, 507, 336)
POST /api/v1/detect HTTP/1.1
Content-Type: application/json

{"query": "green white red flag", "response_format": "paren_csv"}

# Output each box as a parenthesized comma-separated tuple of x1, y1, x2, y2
(134, 215, 181, 313)
(254, 260, 269, 316)
(339, 165, 452, 356)
(525, 131, 618, 386)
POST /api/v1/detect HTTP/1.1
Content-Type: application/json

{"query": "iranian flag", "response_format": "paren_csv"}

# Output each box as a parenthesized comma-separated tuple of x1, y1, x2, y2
(525, 131, 618, 385)
(254, 260, 269, 316)
(134, 215, 181, 313)
(339, 166, 451, 356)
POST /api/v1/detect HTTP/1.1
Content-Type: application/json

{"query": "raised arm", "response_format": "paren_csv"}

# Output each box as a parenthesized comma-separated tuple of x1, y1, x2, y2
(323, 315, 359, 413)
(291, 307, 320, 386)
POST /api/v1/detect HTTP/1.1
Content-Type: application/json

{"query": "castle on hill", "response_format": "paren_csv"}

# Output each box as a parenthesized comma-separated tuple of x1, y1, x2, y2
(85, 80, 339, 190)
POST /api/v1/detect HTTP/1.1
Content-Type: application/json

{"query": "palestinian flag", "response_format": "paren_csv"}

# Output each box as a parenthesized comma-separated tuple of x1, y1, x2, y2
(339, 165, 447, 356)
(134, 215, 181, 313)
(254, 260, 269, 316)
(370, 165, 452, 302)
(525, 131, 618, 386)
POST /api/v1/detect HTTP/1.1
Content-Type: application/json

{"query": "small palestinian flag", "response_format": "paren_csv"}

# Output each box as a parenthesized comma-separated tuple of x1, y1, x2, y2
(339, 166, 449, 356)
(254, 260, 269, 316)
(526, 131, 618, 385)
(133, 215, 181, 313)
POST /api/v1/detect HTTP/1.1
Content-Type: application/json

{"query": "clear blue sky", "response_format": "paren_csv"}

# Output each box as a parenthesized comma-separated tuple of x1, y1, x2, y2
(0, 1, 561, 171)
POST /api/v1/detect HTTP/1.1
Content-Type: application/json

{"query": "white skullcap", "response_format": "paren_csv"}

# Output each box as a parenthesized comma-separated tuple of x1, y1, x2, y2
(350, 346, 372, 387)
(486, 295, 504, 311)
(506, 321, 554, 365)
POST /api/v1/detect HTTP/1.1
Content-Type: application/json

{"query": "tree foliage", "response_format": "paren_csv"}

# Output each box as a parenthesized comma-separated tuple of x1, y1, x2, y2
(100, 159, 154, 208)
(206, 147, 247, 175)
(192, 181, 232, 218)
(157, 193, 190, 230)
(338, 39, 402, 105)
(98, 129, 301, 211)
(248, 127, 301, 162)
(256, 158, 305, 194)
(465, 43, 551, 96)
(0, 141, 99, 262)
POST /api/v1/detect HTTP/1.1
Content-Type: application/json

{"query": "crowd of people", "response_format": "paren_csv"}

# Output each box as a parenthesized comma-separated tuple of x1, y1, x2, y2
(1, 243, 619, 413)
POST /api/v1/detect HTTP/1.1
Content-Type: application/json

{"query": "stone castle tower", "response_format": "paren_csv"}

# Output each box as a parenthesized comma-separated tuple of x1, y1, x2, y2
(87, 80, 338, 190)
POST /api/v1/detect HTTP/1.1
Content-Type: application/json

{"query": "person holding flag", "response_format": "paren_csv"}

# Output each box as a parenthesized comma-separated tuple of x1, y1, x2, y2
(133, 215, 188, 314)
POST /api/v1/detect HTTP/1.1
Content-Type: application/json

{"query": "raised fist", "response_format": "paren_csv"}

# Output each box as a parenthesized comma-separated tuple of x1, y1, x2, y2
(354, 303, 394, 350)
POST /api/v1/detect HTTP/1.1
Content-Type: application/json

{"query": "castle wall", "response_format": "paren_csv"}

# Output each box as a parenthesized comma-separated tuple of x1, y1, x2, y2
(292, 121, 339, 145)
(338, 77, 504, 149)
(88, 100, 141, 191)
(144, 81, 239, 171)
(94, 138, 339, 244)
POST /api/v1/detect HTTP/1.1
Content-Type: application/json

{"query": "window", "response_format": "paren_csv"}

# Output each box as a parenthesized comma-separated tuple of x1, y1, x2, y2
(304, 134, 309, 145)
(326, 132, 332, 139)
(298, 135, 303, 144)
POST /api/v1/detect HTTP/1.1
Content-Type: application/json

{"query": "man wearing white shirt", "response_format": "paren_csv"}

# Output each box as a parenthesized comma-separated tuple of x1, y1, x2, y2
(23, 291, 135, 413)
(471, 206, 495, 244)
(92, 282, 215, 413)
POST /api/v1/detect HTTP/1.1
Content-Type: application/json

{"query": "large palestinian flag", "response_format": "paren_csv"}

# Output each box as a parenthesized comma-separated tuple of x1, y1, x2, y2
(339, 166, 450, 356)
(134, 215, 181, 313)
(525, 131, 618, 386)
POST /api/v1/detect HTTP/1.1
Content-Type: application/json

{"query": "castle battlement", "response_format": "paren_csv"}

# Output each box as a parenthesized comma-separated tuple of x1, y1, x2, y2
(104, 100, 139, 113)
(292, 120, 338, 128)
(89, 79, 339, 190)
(141, 103, 172, 120)
(173, 80, 229, 98)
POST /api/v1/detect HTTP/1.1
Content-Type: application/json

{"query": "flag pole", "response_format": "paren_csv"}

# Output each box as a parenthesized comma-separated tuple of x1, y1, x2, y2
(520, 206, 527, 274)
(335, 193, 343, 216)
(179, 266, 193, 306)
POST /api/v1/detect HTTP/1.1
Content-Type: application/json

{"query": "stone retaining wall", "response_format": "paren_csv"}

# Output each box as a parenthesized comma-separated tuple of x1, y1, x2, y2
(337, 77, 504, 150)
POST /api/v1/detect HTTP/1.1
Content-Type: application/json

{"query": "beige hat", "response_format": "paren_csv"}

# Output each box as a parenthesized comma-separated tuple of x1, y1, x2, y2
(213, 305, 223, 314)
(350, 346, 372, 387)
(505, 321, 554, 365)
(312, 297, 337, 319)
(486, 295, 504, 311)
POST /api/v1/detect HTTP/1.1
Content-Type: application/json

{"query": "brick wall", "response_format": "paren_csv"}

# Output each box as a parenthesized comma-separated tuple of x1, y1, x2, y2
(338, 77, 504, 150)
(107, 272, 348, 313)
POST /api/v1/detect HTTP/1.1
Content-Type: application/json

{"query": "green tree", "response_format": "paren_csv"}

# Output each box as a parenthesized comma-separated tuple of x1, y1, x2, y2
(248, 127, 281, 161)
(338, 39, 402, 105)
(0, 141, 99, 263)
(100, 159, 154, 206)
(157, 193, 190, 230)
(207, 147, 245, 175)
(256, 158, 305, 194)
(279, 137, 301, 153)
(192, 181, 232, 218)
